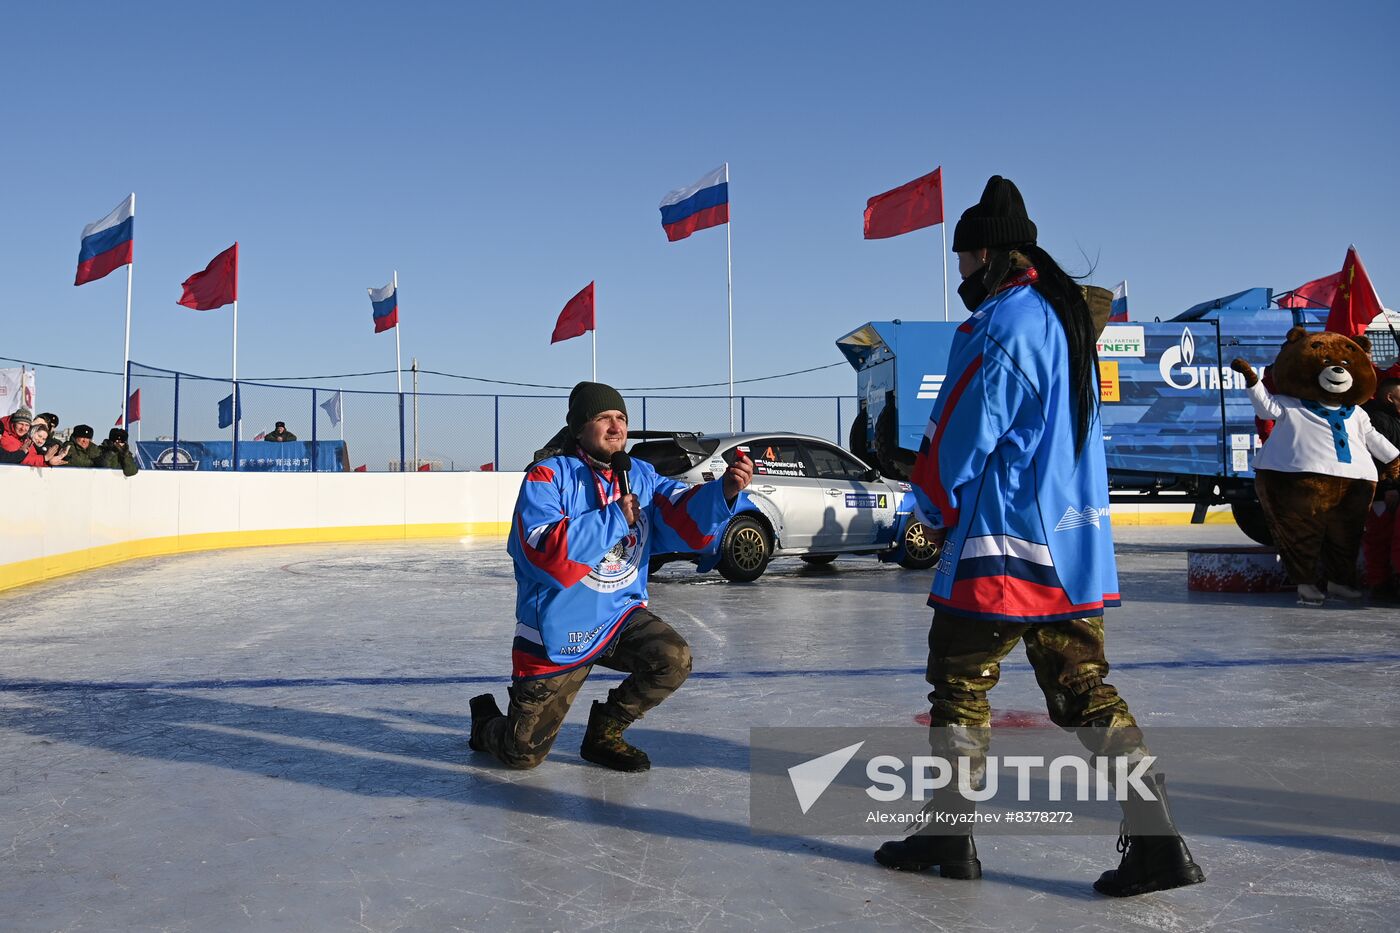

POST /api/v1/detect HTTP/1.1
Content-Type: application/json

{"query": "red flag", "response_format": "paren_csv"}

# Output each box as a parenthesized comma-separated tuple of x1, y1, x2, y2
(353, 464, 367, 472)
(551, 281, 595, 344)
(417, 463, 431, 472)
(1277, 270, 1343, 309)
(864, 168, 944, 240)
(178, 243, 238, 311)
(125, 388, 140, 424)
(479, 461, 496, 472)
(1326, 247, 1385, 338)
(253, 431, 266, 441)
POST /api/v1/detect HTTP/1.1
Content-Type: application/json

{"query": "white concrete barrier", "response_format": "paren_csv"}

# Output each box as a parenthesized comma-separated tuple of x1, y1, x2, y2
(0, 466, 1236, 593)
(0, 467, 518, 592)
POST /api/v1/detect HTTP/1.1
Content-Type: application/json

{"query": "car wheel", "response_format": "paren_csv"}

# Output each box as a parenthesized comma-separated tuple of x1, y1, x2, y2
(875, 397, 915, 480)
(716, 515, 771, 582)
(1230, 499, 1275, 547)
(800, 554, 838, 566)
(897, 520, 941, 570)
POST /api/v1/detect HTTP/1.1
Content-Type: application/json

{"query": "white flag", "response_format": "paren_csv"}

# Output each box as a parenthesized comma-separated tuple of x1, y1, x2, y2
(320, 391, 343, 427)
(0, 367, 36, 418)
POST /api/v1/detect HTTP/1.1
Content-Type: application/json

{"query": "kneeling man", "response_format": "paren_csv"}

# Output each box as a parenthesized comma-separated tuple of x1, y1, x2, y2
(470, 381, 752, 771)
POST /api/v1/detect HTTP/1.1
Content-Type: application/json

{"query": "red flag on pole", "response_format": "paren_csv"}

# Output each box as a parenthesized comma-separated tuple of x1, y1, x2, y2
(1277, 270, 1344, 310)
(417, 463, 431, 472)
(177, 243, 238, 311)
(864, 168, 944, 239)
(551, 281, 595, 344)
(125, 388, 140, 424)
(479, 461, 496, 472)
(353, 464, 367, 472)
(1325, 246, 1385, 338)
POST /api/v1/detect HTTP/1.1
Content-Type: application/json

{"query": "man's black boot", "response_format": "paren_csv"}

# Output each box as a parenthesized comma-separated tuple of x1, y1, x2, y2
(1094, 771, 1205, 897)
(467, 693, 504, 752)
(580, 701, 651, 772)
(874, 789, 982, 879)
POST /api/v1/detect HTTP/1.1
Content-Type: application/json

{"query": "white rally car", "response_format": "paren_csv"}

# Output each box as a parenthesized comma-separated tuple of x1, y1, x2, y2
(630, 431, 940, 582)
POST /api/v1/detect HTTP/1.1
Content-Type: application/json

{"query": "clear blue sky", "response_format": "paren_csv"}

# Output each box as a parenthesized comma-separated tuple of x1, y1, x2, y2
(3, 0, 1397, 428)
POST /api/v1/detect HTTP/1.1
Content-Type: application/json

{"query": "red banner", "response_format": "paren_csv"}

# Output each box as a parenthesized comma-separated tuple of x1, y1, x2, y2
(864, 168, 944, 239)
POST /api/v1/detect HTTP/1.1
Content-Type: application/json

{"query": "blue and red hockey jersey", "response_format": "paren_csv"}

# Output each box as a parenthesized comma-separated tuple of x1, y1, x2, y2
(506, 451, 735, 679)
(910, 278, 1120, 623)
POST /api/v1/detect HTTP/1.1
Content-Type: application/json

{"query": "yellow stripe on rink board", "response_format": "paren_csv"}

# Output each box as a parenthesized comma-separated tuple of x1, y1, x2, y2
(0, 522, 512, 594)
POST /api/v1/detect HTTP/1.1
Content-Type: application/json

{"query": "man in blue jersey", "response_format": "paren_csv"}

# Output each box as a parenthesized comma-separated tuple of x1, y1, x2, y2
(469, 382, 753, 771)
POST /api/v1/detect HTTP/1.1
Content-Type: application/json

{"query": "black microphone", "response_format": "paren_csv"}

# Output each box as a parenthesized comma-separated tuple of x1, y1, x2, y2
(610, 450, 632, 498)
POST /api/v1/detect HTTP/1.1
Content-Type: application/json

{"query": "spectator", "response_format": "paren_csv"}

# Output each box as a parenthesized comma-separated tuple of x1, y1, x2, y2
(27, 421, 68, 467)
(1, 407, 43, 466)
(264, 421, 297, 442)
(37, 412, 59, 433)
(97, 427, 139, 476)
(1362, 377, 1400, 601)
(63, 424, 103, 468)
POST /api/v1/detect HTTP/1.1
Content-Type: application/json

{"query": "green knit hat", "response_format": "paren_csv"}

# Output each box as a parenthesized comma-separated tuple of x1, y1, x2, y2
(567, 381, 627, 436)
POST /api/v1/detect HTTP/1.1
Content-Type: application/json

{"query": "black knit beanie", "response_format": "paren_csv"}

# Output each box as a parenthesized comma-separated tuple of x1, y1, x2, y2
(951, 175, 1037, 252)
(567, 381, 628, 436)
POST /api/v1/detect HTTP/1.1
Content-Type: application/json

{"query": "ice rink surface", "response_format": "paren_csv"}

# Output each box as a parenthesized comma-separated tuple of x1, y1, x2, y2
(3, 524, 1399, 932)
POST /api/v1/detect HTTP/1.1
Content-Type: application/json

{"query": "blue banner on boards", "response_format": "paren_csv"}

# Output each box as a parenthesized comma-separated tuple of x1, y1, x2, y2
(135, 440, 347, 472)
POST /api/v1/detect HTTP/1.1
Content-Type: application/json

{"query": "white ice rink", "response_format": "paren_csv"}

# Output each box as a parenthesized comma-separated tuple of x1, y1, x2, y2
(3, 525, 1399, 931)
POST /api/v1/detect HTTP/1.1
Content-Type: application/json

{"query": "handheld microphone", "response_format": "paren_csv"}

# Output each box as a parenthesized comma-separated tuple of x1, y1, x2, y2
(610, 450, 633, 499)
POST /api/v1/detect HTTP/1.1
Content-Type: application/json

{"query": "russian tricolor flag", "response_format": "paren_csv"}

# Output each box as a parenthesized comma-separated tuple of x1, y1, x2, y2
(75, 194, 134, 286)
(659, 164, 729, 242)
(1110, 280, 1128, 322)
(368, 281, 398, 333)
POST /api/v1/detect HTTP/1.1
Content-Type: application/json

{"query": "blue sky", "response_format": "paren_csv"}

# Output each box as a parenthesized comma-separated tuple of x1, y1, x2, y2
(3, 0, 1397, 429)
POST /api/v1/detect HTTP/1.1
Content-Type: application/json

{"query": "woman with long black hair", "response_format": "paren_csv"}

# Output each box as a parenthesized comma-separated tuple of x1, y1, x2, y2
(873, 176, 1204, 897)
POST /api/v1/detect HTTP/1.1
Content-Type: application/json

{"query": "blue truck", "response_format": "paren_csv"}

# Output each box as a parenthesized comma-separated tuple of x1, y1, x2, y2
(837, 287, 1396, 545)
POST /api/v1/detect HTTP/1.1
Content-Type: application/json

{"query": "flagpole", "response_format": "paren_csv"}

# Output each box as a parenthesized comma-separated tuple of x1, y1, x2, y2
(121, 192, 135, 422)
(726, 198, 735, 431)
(940, 219, 949, 323)
(591, 322, 597, 382)
(394, 271, 403, 395)
(232, 298, 240, 441)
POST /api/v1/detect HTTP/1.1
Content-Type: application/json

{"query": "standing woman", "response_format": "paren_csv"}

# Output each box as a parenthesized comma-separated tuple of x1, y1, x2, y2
(873, 177, 1203, 896)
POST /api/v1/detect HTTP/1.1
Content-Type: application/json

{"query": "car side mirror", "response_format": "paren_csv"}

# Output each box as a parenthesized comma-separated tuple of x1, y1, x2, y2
(862, 467, 881, 482)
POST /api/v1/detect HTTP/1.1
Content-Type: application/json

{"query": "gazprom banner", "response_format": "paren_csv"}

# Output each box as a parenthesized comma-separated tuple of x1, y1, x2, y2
(135, 440, 346, 472)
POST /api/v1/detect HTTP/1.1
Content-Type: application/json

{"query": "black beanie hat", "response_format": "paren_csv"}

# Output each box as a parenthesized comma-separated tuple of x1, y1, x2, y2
(72, 424, 94, 439)
(567, 381, 628, 436)
(951, 175, 1037, 252)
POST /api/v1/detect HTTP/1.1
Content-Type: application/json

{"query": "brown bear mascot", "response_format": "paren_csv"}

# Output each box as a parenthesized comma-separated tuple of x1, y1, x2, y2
(1232, 330, 1400, 606)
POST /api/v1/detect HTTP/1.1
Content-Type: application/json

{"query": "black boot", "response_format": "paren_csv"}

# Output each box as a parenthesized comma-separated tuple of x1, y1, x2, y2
(467, 693, 503, 752)
(1094, 772, 1205, 897)
(874, 789, 982, 879)
(580, 702, 651, 772)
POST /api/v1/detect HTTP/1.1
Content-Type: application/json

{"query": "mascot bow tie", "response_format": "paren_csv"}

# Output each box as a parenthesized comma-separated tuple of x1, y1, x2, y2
(1300, 400, 1354, 464)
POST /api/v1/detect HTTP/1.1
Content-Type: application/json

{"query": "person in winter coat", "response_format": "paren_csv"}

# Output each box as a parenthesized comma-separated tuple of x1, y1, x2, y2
(62, 425, 103, 468)
(468, 381, 753, 772)
(97, 428, 139, 476)
(873, 176, 1203, 898)
(1362, 377, 1400, 600)
(26, 421, 68, 466)
(264, 421, 297, 442)
(1, 408, 44, 466)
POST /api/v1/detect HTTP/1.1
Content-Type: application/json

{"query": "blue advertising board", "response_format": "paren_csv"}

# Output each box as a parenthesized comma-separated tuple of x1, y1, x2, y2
(135, 440, 347, 472)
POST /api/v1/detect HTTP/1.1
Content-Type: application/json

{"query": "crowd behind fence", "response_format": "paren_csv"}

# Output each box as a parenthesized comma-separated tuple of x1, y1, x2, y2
(125, 362, 859, 473)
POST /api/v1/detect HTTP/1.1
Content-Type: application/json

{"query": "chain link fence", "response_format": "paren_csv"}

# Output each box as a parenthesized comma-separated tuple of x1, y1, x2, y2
(123, 362, 857, 472)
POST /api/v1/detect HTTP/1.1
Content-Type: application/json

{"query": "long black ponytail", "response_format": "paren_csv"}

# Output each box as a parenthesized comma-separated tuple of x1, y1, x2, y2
(1008, 244, 1101, 456)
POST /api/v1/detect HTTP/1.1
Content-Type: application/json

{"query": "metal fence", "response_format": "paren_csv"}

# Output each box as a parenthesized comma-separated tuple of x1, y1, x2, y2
(126, 362, 858, 472)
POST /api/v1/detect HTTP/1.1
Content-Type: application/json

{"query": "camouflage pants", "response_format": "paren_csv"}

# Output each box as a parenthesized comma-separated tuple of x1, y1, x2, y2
(926, 609, 1147, 780)
(479, 608, 692, 769)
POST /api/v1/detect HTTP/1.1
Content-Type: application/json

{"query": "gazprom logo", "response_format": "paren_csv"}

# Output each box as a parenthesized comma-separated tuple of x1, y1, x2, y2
(1158, 326, 1246, 392)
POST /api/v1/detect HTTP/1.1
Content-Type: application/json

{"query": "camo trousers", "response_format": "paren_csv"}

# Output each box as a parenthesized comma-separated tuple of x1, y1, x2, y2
(479, 608, 692, 769)
(925, 609, 1148, 781)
